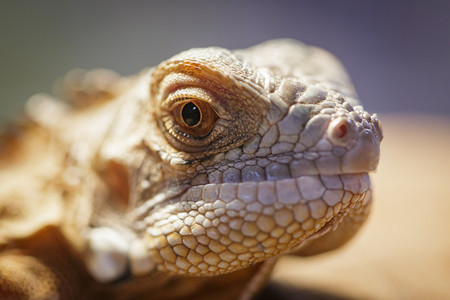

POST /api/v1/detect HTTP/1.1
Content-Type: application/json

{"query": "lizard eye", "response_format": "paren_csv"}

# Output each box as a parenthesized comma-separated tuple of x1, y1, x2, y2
(181, 102, 201, 126)
(171, 100, 219, 138)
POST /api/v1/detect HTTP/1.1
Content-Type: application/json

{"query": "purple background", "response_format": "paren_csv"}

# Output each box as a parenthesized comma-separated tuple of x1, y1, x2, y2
(1, 0, 449, 121)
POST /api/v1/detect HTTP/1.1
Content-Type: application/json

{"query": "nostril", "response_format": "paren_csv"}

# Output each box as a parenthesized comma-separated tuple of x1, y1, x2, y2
(335, 123, 348, 138)
(327, 117, 356, 147)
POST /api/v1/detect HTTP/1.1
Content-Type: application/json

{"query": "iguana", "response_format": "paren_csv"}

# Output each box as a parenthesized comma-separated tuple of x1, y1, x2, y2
(0, 39, 382, 299)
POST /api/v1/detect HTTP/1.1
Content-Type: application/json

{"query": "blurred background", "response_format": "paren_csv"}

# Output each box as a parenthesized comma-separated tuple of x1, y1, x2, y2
(1, 0, 449, 122)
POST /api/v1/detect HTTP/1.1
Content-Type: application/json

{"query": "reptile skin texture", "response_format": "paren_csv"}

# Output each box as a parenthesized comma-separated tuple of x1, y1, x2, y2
(0, 39, 382, 299)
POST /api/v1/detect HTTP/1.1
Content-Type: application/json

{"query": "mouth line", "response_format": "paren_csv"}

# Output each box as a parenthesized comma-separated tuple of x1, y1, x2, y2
(204, 172, 371, 199)
(133, 172, 370, 224)
(241, 171, 369, 182)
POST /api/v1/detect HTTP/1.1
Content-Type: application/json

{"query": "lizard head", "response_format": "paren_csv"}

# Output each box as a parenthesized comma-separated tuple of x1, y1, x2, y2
(127, 41, 382, 277)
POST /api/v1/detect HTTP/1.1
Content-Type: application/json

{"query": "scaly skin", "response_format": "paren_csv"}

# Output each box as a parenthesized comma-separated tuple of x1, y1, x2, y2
(0, 39, 382, 299)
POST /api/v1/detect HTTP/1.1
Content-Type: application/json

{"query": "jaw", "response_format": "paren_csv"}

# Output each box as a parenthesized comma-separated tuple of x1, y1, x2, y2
(134, 172, 371, 276)
(290, 190, 372, 257)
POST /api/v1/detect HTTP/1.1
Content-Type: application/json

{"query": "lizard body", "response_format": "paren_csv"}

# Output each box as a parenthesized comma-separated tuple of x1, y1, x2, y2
(0, 39, 382, 299)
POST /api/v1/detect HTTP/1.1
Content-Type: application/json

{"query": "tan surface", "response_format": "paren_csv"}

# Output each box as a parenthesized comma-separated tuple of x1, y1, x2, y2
(270, 113, 450, 299)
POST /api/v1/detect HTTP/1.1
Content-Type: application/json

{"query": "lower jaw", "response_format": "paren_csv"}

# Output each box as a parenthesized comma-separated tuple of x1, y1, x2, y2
(289, 188, 372, 257)
(138, 173, 371, 276)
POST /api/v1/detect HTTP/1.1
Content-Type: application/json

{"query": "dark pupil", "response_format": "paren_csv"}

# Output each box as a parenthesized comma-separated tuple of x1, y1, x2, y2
(181, 102, 201, 127)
